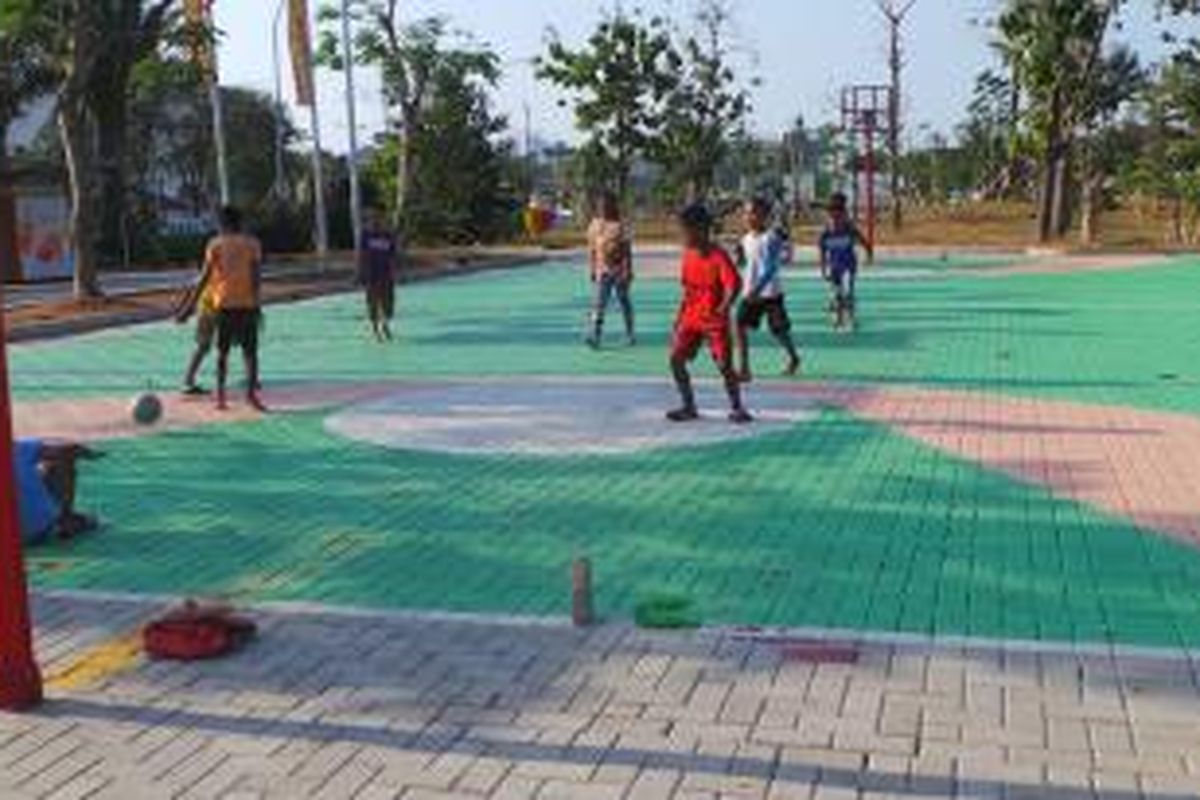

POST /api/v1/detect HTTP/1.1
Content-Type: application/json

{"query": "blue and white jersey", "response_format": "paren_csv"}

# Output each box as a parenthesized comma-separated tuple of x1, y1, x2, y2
(819, 223, 861, 273)
(740, 229, 787, 299)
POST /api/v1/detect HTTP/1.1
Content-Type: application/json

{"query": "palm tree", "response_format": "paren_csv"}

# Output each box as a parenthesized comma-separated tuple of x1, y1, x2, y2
(997, 0, 1117, 241)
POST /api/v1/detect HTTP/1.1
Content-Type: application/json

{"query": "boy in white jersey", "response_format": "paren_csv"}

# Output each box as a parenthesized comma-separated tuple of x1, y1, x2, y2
(735, 197, 801, 382)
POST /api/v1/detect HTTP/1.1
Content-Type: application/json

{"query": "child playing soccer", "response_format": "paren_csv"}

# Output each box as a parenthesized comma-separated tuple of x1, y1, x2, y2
(176, 260, 217, 396)
(179, 206, 266, 411)
(359, 210, 399, 342)
(585, 191, 635, 348)
(736, 196, 801, 382)
(819, 192, 873, 331)
(667, 203, 752, 425)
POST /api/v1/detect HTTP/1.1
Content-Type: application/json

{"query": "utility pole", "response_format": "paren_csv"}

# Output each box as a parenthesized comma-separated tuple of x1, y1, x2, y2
(341, 0, 363, 253)
(877, 0, 916, 232)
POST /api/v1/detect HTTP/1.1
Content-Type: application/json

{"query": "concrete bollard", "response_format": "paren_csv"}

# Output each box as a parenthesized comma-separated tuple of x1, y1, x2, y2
(572, 558, 594, 627)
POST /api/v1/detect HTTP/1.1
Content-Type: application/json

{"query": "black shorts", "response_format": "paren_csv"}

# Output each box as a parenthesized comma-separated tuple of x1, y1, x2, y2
(737, 296, 791, 335)
(366, 280, 395, 321)
(216, 309, 261, 355)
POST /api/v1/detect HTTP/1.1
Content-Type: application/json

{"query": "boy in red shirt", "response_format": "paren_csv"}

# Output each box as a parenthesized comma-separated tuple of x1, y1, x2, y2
(668, 203, 753, 424)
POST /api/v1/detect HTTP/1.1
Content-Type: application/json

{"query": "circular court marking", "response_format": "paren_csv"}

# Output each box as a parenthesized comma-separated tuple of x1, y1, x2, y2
(324, 379, 819, 456)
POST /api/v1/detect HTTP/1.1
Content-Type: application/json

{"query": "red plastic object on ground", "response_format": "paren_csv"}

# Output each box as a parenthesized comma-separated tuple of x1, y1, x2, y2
(143, 601, 256, 661)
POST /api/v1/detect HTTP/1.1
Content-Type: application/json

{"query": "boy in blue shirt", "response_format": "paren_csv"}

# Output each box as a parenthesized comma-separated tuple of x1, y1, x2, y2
(819, 192, 873, 331)
(13, 440, 98, 545)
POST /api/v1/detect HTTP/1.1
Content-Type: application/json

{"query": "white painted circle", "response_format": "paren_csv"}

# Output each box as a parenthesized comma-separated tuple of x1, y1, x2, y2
(324, 380, 818, 456)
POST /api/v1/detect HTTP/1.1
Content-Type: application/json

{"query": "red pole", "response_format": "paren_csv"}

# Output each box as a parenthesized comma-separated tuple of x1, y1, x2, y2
(0, 290, 43, 711)
(865, 120, 877, 252)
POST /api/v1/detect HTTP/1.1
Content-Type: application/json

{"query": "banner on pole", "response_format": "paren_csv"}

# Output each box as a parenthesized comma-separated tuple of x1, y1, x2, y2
(184, 0, 217, 83)
(15, 192, 74, 282)
(289, 0, 316, 107)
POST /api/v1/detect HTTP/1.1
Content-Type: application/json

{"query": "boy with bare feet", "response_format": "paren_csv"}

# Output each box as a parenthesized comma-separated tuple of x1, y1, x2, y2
(667, 203, 752, 425)
(181, 206, 266, 411)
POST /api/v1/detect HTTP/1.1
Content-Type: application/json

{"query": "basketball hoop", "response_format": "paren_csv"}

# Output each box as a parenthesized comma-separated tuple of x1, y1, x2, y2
(840, 85, 895, 250)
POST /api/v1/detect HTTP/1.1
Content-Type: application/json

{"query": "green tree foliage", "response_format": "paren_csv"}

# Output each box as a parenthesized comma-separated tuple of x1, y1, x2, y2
(997, 0, 1119, 241)
(1128, 43, 1200, 242)
(957, 69, 1022, 198)
(363, 51, 517, 244)
(317, 4, 500, 229)
(0, 0, 178, 294)
(537, 7, 678, 198)
(652, 0, 753, 203)
(1075, 47, 1144, 243)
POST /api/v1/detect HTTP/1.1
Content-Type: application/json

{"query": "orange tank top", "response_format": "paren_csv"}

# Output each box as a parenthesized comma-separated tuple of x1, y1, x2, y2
(205, 234, 262, 310)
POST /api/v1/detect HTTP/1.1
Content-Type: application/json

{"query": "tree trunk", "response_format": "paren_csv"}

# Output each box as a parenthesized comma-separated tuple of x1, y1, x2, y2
(395, 123, 416, 230)
(1172, 195, 1183, 245)
(1079, 177, 1097, 247)
(0, 132, 20, 283)
(94, 82, 132, 269)
(60, 98, 102, 299)
(1038, 89, 1065, 243)
(1051, 144, 1072, 238)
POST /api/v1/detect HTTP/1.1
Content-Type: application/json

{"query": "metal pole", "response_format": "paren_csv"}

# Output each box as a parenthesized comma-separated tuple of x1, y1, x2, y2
(209, 81, 231, 206)
(340, 0, 363, 252)
(309, 100, 329, 257)
(271, 0, 289, 200)
(0, 284, 43, 711)
(866, 118, 876, 250)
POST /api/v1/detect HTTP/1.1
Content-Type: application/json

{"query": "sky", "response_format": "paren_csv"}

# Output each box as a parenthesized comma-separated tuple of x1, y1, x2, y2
(210, 1, 1200, 155)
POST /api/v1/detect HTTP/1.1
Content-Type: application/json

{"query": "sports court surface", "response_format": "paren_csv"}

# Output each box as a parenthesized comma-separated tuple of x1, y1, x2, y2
(13, 250, 1200, 650)
(9, 249, 1200, 800)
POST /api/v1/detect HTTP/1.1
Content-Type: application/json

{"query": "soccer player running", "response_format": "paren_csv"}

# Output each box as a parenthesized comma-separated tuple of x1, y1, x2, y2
(736, 196, 801, 382)
(667, 203, 753, 425)
(359, 209, 399, 342)
(180, 206, 266, 411)
(819, 192, 873, 331)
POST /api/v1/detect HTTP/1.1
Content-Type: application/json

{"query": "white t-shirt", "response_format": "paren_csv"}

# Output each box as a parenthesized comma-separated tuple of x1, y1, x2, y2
(740, 229, 786, 300)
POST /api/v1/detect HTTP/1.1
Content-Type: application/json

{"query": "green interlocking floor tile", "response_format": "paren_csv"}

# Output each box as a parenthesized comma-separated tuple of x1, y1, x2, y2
(11, 404, 1200, 649)
(16, 254, 1200, 649)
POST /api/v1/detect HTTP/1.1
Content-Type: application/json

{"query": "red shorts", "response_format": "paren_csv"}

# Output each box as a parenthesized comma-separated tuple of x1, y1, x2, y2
(672, 323, 732, 366)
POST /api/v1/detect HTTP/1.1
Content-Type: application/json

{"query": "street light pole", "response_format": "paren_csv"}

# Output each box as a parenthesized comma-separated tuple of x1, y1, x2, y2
(209, 69, 232, 206)
(877, 0, 917, 232)
(340, 0, 363, 252)
(271, 0, 289, 200)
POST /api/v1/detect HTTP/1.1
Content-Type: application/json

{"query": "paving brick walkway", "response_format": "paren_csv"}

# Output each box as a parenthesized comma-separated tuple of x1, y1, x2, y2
(3, 592, 1199, 799)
